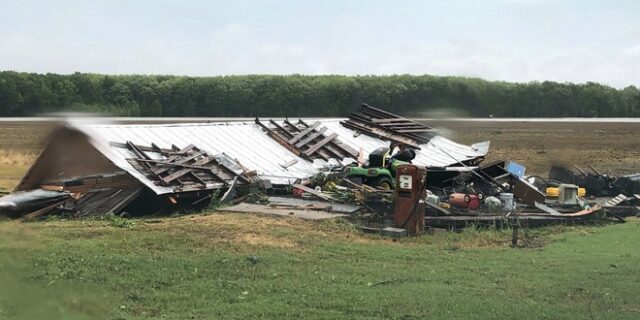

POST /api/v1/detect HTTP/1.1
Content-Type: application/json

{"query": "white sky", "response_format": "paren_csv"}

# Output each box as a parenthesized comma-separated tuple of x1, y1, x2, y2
(1, 0, 639, 87)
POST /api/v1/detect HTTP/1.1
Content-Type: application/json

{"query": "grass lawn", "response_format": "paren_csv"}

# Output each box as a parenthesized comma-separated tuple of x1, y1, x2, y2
(1, 213, 639, 320)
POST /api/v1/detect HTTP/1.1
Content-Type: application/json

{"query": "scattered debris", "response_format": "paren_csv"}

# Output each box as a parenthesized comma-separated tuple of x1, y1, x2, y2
(548, 165, 640, 197)
(0, 189, 71, 217)
(114, 142, 250, 192)
(1, 104, 637, 236)
(222, 203, 347, 220)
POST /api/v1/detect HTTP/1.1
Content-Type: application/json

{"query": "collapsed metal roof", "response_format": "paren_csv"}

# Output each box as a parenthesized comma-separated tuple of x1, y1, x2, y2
(66, 119, 489, 195)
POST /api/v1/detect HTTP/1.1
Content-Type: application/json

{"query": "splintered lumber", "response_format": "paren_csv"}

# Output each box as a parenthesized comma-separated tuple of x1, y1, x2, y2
(288, 122, 320, 144)
(295, 127, 327, 148)
(340, 103, 438, 148)
(22, 200, 67, 221)
(118, 142, 246, 192)
(304, 133, 337, 156)
(341, 178, 378, 192)
(220, 203, 347, 220)
(292, 184, 337, 202)
(267, 196, 363, 214)
(255, 118, 357, 161)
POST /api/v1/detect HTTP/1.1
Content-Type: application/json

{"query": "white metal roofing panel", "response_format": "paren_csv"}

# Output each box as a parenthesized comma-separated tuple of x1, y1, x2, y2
(68, 119, 489, 195)
(320, 120, 489, 167)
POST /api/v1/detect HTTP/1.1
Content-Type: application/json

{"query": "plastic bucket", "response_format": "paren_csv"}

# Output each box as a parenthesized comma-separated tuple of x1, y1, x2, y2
(499, 193, 515, 212)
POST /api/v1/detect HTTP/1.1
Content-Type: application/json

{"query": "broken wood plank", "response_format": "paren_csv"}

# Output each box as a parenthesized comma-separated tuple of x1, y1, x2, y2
(255, 118, 306, 158)
(107, 187, 144, 214)
(22, 200, 66, 221)
(294, 127, 327, 148)
(269, 119, 295, 138)
(304, 133, 337, 157)
(341, 178, 379, 192)
(292, 120, 344, 159)
(161, 158, 220, 185)
(396, 128, 439, 133)
(134, 158, 216, 171)
(280, 159, 298, 169)
(150, 144, 197, 174)
(220, 203, 346, 220)
(298, 119, 359, 158)
(371, 118, 416, 123)
(288, 121, 321, 144)
(151, 150, 207, 175)
(292, 184, 337, 202)
(340, 120, 422, 149)
(110, 141, 175, 154)
(218, 176, 239, 204)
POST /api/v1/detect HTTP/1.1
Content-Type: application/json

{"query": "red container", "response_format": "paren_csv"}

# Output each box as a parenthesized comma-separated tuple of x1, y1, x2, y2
(449, 193, 480, 210)
(467, 194, 480, 210)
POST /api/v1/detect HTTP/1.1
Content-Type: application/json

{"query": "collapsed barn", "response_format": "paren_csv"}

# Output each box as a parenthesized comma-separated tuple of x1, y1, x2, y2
(2, 104, 488, 219)
(2, 104, 638, 234)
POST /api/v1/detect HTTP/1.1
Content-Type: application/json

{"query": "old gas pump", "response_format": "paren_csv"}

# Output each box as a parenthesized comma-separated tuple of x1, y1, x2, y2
(393, 164, 426, 235)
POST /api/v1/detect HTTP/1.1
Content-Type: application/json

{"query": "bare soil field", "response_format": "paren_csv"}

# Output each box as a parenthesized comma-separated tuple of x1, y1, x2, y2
(425, 120, 640, 176)
(0, 119, 638, 190)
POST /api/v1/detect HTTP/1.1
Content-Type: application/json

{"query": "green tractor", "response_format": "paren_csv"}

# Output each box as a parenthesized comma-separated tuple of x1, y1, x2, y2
(344, 147, 416, 189)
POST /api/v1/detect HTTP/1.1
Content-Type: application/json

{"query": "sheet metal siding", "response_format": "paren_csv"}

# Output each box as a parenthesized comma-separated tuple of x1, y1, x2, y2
(78, 122, 320, 194)
(321, 121, 488, 167)
(71, 120, 488, 195)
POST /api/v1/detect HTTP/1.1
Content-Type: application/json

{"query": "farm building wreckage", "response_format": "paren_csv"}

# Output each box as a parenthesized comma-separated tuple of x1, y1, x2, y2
(2, 103, 639, 235)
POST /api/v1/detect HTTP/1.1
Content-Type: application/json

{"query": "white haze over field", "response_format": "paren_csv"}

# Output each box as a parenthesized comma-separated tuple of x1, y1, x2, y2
(1, 0, 638, 87)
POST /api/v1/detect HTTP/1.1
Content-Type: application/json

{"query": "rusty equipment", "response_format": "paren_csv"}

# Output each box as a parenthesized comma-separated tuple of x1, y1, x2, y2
(448, 193, 480, 210)
(393, 164, 426, 235)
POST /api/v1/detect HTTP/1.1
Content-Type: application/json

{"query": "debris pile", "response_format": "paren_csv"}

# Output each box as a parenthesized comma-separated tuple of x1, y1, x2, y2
(1, 103, 638, 234)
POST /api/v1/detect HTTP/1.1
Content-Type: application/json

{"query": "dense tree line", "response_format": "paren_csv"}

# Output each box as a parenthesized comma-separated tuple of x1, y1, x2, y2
(0, 71, 638, 117)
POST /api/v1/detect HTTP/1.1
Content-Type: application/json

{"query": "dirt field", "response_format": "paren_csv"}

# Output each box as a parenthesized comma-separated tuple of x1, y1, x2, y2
(425, 120, 640, 176)
(0, 119, 638, 190)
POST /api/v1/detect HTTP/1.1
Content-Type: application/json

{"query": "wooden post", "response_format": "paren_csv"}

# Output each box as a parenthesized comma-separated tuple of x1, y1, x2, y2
(511, 223, 519, 247)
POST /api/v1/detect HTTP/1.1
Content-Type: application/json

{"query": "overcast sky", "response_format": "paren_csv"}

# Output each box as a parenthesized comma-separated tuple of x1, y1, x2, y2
(1, 0, 638, 87)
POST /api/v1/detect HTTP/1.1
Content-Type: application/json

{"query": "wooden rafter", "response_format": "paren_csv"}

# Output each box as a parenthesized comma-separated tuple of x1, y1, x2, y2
(340, 104, 437, 148)
(255, 118, 358, 162)
(116, 142, 247, 192)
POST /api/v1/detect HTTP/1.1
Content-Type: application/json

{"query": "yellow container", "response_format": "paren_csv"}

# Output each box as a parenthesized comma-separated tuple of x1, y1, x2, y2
(546, 187, 586, 197)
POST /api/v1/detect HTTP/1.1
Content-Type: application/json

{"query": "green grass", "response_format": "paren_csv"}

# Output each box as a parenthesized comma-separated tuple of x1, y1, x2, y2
(1, 214, 639, 320)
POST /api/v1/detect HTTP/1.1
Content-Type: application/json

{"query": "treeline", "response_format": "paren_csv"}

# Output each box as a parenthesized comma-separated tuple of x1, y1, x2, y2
(0, 71, 639, 117)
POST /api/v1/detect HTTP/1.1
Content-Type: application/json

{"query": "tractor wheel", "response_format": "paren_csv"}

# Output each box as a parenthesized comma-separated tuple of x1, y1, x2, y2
(370, 176, 394, 190)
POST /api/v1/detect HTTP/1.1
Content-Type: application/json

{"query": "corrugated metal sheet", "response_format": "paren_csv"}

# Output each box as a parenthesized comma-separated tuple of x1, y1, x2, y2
(69, 119, 489, 195)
